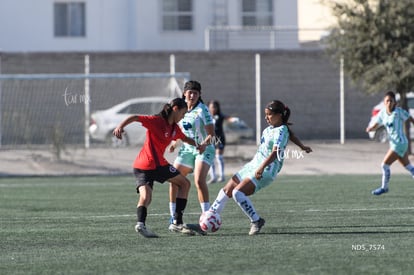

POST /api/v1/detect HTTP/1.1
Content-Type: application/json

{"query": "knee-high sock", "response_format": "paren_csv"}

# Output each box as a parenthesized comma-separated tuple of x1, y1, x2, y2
(404, 163, 414, 177)
(232, 189, 260, 222)
(381, 163, 390, 189)
(216, 155, 224, 179)
(210, 188, 229, 215)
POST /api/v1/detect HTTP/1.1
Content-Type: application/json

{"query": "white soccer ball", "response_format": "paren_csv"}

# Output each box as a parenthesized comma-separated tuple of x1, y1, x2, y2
(199, 210, 222, 233)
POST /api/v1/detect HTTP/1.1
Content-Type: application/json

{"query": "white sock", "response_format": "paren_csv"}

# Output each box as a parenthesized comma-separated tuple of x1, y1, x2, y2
(210, 188, 229, 214)
(404, 164, 414, 177)
(232, 189, 260, 222)
(217, 155, 224, 180)
(209, 166, 216, 181)
(381, 163, 391, 189)
(169, 202, 176, 217)
(200, 202, 210, 212)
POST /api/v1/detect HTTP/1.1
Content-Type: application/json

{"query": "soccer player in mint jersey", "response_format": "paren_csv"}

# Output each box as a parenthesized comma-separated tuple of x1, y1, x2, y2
(366, 91, 414, 195)
(169, 80, 216, 233)
(209, 100, 312, 235)
(113, 98, 205, 238)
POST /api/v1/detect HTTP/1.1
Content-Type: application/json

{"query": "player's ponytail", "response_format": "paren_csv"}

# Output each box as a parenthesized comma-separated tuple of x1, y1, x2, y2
(159, 97, 187, 119)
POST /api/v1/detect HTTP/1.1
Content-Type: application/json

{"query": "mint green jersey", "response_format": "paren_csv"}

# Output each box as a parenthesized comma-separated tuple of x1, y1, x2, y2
(235, 124, 289, 193)
(179, 102, 214, 144)
(376, 107, 410, 145)
(255, 124, 290, 169)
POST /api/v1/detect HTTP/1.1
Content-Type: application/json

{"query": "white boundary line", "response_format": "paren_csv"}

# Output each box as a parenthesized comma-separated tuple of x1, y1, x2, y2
(2, 207, 414, 221)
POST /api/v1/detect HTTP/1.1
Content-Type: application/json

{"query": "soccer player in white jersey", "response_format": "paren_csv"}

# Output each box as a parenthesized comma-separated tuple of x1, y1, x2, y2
(209, 100, 312, 235)
(168, 80, 216, 233)
(366, 91, 414, 195)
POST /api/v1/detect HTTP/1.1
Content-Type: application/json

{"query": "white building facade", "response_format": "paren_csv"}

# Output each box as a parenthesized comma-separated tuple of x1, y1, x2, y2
(0, 0, 299, 52)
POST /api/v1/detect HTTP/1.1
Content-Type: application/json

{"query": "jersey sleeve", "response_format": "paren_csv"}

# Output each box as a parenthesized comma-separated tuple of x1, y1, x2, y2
(274, 125, 289, 149)
(399, 108, 410, 121)
(137, 115, 158, 130)
(201, 104, 214, 126)
(374, 109, 384, 125)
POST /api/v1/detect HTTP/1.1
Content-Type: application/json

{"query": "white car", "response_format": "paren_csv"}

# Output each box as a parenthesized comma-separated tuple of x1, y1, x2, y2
(89, 97, 172, 146)
(223, 116, 254, 144)
(89, 97, 254, 146)
(367, 92, 414, 142)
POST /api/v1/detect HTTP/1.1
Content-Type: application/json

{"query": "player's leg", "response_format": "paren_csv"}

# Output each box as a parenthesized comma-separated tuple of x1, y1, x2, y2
(372, 149, 398, 195)
(135, 184, 158, 238)
(397, 151, 414, 177)
(168, 173, 195, 235)
(232, 179, 265, 235)
(193, 159, 211, 212)
(169, 164, 192, 220)
(210, 175, 240, 214)
(216, 147, 225, 182)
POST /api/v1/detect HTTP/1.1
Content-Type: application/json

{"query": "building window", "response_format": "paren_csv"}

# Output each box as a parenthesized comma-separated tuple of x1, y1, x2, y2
(162, 0, 193, 31)
(54, 2, 86, 37)
(242, 0, 273, 26)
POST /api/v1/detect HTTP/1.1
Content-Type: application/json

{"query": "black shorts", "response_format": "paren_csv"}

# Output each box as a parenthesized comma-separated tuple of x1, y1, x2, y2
(133, 165, 180, 193)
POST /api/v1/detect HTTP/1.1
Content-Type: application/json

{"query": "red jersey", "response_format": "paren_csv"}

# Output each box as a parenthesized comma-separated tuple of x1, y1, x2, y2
(133, 115, 186, 170)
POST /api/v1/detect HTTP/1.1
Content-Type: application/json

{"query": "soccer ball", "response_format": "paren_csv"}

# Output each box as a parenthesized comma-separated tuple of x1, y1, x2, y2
(199, 210, 222, 232)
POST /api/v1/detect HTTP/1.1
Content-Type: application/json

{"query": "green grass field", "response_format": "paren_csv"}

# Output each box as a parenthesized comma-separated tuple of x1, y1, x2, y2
(1, 174, 414, 274)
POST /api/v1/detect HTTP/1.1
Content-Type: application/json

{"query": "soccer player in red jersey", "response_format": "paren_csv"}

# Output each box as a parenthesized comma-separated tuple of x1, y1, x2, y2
(113, 98, 205, 238)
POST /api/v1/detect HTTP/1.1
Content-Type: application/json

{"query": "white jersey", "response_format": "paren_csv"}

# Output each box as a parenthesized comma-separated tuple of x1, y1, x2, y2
(375, 107, 410, 145)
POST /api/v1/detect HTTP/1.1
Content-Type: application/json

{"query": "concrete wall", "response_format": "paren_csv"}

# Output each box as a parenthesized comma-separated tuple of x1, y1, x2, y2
(0, 50, 383, 144)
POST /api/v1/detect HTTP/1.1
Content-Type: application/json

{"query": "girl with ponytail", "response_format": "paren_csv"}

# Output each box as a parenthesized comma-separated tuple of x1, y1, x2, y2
(113, 97, 205, 238)
(208, 100, 312, 235)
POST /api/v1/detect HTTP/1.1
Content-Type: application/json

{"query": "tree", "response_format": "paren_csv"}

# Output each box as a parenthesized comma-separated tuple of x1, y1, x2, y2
(324, 0, 414, 148)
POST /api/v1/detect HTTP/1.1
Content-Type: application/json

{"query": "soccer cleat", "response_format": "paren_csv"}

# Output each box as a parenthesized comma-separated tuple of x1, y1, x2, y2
(371, 187, 389, 195)
(207, 177, 217, 184)
(249, 217, 265, 236)
(185, 223, 208, 236)
(168, 223, 196, 236)
(135, 224, 158, 238)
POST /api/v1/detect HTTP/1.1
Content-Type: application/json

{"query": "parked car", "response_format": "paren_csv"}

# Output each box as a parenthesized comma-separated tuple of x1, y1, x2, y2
(89, 97, 254, 146)
(89, 97, 172, 146)
(367, 92, 414, 142)
(223, 116, 254, 144)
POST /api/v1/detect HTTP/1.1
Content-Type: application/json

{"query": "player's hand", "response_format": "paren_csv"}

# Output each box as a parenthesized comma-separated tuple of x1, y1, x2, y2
(113, 127, 124, 139)
(169, 141, 177, 153)
(197, 143, 206, 154)
(302, 146, 312, 153)
(255, 168, 264, 180)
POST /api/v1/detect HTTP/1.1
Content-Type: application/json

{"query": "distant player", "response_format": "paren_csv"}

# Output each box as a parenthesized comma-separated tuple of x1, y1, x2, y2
(207, 100, 228, 183)
(209, 100, 312, 235)
(366, 91, 414, 195)
(113, 98, 205, 238)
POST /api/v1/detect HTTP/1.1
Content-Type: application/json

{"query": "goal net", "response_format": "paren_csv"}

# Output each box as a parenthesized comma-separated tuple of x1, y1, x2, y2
(0, 73, 189, 150)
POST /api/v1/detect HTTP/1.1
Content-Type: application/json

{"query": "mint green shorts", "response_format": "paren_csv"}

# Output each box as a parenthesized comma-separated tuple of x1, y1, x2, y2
(174, 144, 215, 170)
(235, 157, 282, 193)
(390, 142, 408, 158)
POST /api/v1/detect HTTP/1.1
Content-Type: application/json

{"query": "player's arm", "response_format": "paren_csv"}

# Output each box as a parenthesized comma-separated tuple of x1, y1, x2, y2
(408, 116, 414, 125)
(181, 136, 206, 154)
(366, 122, 379, 133)
(288, 127, 312, 153)
(202, 124, 216, 146)
(113, 115, 140, 139)
(255, 147, 279, 180)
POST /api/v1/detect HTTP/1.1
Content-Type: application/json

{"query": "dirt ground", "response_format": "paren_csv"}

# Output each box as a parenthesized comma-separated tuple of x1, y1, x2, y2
(1, 139, 413, 177)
